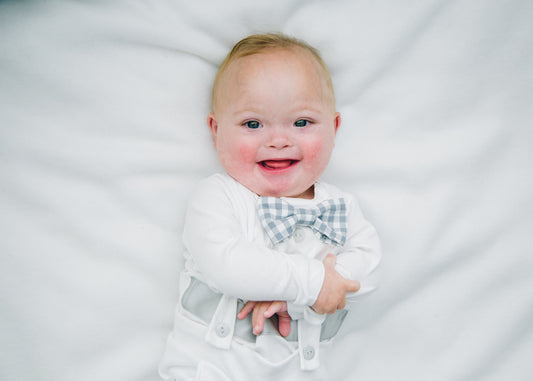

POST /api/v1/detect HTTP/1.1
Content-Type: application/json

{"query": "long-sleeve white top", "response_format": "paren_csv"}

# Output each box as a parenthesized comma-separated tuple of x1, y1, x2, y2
(182, 173, 381, 307)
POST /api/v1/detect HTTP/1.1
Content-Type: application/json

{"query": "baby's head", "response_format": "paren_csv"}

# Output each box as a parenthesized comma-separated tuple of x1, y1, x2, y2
(211, 33, 336, 113)
(208, 33, 341, 199)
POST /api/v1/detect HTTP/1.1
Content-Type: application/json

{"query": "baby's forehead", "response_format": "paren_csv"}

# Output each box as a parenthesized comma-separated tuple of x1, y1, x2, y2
(226, 49, 330, 90)
(232, 47, 322, 73)
(213, 46, 336, 111)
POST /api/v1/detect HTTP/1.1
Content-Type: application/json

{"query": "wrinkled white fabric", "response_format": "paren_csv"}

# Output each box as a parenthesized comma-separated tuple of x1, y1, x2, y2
(1, 1, 532, 380)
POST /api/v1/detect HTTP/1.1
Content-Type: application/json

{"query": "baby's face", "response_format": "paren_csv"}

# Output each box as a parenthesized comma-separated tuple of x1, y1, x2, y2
(208, 48, 340, 199)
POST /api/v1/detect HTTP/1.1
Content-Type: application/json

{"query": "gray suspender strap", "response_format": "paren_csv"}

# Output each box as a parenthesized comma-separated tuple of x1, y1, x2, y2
(181, 277, 348, 343)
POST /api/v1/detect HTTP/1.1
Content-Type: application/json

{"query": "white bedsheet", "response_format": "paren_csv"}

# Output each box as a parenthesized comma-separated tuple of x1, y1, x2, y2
(1, 0, 532, 380)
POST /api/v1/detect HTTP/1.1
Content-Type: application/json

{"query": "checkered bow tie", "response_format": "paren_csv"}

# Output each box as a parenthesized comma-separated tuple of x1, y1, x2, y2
(257, 197, 347, 246)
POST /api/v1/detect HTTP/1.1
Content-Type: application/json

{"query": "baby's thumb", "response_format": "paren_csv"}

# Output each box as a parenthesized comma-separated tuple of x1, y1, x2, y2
(323, 254, 337, 268)
(346, 280, 360, 293)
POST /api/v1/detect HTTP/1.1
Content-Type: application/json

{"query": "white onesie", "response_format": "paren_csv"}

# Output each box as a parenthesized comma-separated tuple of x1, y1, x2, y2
(159, 173, 381, 381)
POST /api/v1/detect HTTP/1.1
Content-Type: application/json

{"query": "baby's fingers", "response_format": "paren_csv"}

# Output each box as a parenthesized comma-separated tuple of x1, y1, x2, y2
(252, 303, 270, 335)
(237, 301, 256, 320)
(263, 301, 287, 318)
(277, 312, 292, 337)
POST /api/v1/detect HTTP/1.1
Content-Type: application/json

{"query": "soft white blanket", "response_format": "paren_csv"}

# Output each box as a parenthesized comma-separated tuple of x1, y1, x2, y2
(1, 0, 532, 380)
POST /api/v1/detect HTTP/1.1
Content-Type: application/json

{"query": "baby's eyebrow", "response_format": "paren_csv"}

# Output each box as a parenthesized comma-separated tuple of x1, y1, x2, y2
(231, 107, 264, 118)
(294, 107, 322, 115)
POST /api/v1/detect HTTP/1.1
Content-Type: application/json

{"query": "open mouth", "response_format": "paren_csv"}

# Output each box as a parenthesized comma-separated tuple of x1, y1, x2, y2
(259, 160, 298, 170)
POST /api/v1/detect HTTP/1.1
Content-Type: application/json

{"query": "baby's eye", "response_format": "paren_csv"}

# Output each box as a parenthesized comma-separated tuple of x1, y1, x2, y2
(294, 119, 309, 128)
(245, 120, 261, 129)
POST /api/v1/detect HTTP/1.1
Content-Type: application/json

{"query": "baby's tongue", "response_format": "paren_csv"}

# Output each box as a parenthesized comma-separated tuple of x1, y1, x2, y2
(263, 160, 292, 169)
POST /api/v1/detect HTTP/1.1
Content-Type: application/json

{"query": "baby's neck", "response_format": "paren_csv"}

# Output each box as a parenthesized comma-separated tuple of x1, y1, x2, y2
(280, 185, 315, 200)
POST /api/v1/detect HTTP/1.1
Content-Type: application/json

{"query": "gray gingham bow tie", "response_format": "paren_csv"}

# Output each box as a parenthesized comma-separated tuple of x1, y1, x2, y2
(257, 197, 347, 246)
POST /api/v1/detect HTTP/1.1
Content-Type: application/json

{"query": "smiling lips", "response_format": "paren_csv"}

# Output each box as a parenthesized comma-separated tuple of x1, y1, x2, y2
(260, 159, 298, 170)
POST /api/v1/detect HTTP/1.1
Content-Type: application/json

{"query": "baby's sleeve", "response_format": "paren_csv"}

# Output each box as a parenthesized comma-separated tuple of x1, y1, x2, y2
(183, 176, 325, 306)
(334, 195, 382, 295)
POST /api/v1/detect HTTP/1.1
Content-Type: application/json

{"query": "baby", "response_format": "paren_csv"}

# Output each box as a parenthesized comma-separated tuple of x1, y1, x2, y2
(159, 33, 381, 381)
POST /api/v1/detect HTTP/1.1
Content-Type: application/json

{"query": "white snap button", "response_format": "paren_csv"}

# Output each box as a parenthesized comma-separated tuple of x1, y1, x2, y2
(215, 322, 230, 338)
(302, 345, 315, 360)
(293, 228, 305, 242)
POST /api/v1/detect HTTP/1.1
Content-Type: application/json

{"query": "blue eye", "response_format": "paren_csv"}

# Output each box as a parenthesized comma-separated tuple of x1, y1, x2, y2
(245, 120, 261, 129)
(294, 119, 309, 128)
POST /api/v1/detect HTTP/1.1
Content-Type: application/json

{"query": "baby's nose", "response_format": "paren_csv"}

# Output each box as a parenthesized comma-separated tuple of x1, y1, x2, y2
(267, 127, 293, 149)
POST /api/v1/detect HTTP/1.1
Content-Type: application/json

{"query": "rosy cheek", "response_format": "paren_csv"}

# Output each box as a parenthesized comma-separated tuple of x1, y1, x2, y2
(237, 143, 257, 162)
(303, 137, 334, 168)
(304, 139, 326, 159)
(219, 134, 255, 163)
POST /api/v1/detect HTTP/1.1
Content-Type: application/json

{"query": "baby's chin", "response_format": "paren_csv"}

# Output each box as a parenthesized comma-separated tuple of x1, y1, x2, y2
(253, 184, 315, 199)
(229, 172, 315, 199)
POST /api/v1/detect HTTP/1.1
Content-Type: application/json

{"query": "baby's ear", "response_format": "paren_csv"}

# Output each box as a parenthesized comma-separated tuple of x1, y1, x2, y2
(207, 113, 218, 146)
(334, 112, 341, 134)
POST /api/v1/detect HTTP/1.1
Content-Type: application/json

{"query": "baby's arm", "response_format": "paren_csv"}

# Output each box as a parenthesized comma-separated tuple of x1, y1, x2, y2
(333, 196, 381, 296)
(184, 176, 324, 305)
(238, 254, 359, 335)
(235, 192, 379, 335)
(269, 194, 380, 330)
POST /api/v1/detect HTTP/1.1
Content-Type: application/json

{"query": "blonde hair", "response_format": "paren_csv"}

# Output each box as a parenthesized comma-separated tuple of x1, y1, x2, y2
(211, 33, 335, 111)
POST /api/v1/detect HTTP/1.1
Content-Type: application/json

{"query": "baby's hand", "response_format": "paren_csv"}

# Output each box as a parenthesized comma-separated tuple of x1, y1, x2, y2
(237, 300, 291, 337)
(312, 254, 360, 315)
